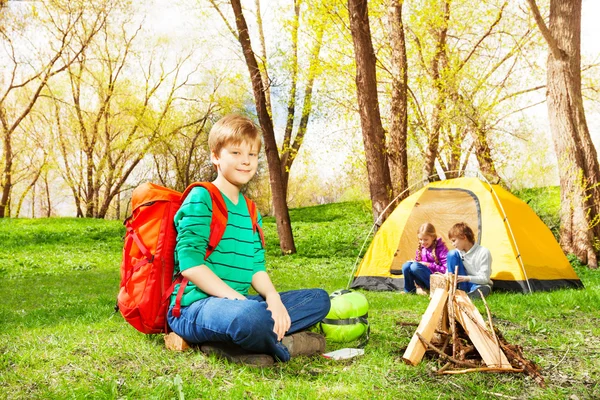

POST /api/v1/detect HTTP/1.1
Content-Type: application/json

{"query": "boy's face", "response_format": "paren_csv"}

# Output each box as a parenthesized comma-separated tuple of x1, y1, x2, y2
(450, 234, 470, 251)
(211, 140, 259, 187)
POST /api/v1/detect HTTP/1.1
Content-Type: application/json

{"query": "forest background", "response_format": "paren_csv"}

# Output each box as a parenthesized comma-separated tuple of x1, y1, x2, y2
(1, 0, 599, 261)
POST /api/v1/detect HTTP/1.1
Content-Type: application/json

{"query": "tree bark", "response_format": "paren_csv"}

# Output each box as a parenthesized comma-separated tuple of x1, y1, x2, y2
(280, 0, 301, 197)
(0, 125, 12, 217)
(527, 0, 600, 268)
(44, 170, 52, 218)
(386, 0, 409, 199)
(472, 127, 501, 184)
(14, 161, 44, 217)
(423, 0, 450, 181)
(253, 0, 273, 116)
(348, 0, 393, 224)
(230, 0, 296, 254)
(281, 23, 324, 197)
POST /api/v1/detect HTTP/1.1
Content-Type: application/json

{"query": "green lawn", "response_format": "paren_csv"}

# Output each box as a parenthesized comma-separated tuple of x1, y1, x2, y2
(0, 198, 598, 399)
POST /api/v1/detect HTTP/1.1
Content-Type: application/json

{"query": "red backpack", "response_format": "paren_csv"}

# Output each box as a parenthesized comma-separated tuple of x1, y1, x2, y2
(117, 181, 265, 334)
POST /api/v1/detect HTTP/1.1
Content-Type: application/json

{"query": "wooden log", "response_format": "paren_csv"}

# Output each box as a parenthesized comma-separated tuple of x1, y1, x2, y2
(416, 332, 479, 368)
(402, 288, 449, 366)
(429, 273, 448, 293)
(430, 274, 449, 345)
(454, 291, 511, 368)
(479, 290, 499, 346)
(164, 332, 191, 352)
(439, 367, 524, 375)
(449, 269, 459, 358)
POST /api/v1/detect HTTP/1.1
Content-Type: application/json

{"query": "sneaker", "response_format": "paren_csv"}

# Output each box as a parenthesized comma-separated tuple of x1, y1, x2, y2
(468, 285, 491, 300)
(200, 342, 274, 367)
(281, 331, 326, 357)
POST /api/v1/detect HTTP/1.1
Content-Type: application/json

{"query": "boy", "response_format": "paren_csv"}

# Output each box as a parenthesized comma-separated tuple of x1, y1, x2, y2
(446, 222, 493, 299)
(167, 114, 330, 366)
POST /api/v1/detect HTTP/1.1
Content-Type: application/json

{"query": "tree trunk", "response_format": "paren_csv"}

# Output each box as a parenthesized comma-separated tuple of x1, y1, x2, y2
(281, 24, 324, 197)
(116, 190, 121, 220)
(280, 0, 301, 198)
(15, 166, 43, 217)
(44, 171, 51, 218)
(386, 0, 409, 199)
(528, 0, 600, 268)
(31, 183, 36, 218)
(348, 0, 393, 224)
(472, 127, 501, 184)
(85, 149, 95, 218)
(0, 128, 12, 218)
(423, 0, 450, 181)
(253, 0, 272, 117)
(230, 0, 296, 254)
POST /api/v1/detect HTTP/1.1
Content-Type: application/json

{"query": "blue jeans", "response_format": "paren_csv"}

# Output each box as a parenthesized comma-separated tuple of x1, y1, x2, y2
(167, 288, 330, 362)
(402, 261, 431, 292)
(446, 250, 491, 298)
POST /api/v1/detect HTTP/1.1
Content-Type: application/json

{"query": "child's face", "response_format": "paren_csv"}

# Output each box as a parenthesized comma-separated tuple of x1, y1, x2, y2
(211, 140, 259, 187)
(418, 233, 435, 249)
(450, 235, 470, 251)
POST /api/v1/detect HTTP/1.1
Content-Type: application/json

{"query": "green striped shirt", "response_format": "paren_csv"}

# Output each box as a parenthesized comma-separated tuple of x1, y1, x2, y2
(170, 186, 266, 306)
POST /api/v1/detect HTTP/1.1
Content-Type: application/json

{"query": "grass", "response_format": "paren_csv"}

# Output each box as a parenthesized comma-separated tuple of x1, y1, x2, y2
(0, 196, 599, 399)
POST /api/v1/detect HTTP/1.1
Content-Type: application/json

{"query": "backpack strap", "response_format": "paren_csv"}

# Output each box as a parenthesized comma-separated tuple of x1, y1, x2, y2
(180, 182, 228, 260)
(172, 182, 228, 319)
(120, 225, 154, 286)
(244, 196, 265, 249)
(170, 277, 188, 318)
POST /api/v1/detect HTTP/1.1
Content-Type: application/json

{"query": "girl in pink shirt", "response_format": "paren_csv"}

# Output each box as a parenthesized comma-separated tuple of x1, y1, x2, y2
(401, 223, 449, 293)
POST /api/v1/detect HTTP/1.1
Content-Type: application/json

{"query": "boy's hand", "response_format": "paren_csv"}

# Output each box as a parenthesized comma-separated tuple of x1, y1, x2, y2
(266, 293, 291, 341)
(456, 275, 470, 283)
(251, 271, 291, 340)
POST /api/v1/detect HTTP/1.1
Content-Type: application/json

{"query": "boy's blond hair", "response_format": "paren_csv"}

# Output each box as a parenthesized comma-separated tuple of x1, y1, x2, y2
(208, 114, 262, 156)
(448, 222, 475, 244)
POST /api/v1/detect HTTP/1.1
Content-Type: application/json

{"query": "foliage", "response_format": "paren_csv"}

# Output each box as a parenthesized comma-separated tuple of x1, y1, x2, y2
(3, 0, 594, 219)
(1, 193, 599, 399)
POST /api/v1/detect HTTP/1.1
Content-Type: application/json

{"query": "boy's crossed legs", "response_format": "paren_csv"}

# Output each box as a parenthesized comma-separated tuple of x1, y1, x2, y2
(446, 250, 491, 299)
(167, 288, 330, 363)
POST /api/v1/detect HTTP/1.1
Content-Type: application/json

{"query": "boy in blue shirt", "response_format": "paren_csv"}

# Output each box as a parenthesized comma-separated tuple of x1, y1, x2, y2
(167, 114, 330, 366)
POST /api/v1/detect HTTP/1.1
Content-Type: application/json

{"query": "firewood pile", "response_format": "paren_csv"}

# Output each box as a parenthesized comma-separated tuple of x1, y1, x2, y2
(401, 273, 545, 387)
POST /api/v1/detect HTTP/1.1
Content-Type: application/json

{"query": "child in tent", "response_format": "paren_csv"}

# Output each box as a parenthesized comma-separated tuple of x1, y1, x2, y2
(401, 223, 449, 294)
(446, 222, 493, 299)
(167, 114, 330, 366)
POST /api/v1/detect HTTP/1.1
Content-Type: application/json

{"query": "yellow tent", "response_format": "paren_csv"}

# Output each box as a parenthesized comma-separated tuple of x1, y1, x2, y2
(350, 177, 583, 293)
